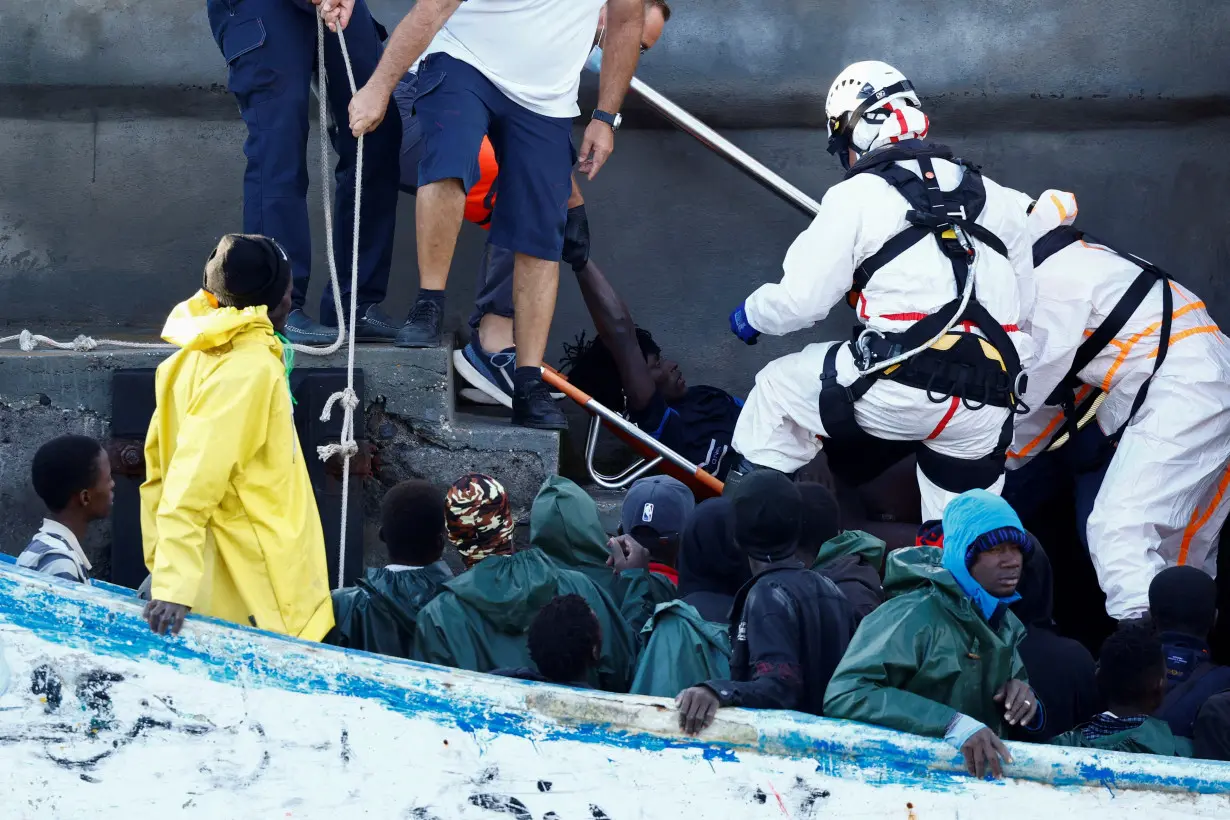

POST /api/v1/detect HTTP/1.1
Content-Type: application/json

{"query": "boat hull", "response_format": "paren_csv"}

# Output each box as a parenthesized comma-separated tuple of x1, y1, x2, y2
(0, 565, 1227, 818)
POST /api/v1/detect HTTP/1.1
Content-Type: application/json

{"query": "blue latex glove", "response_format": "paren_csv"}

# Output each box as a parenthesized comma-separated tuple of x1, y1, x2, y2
(729, 303, 760, 345)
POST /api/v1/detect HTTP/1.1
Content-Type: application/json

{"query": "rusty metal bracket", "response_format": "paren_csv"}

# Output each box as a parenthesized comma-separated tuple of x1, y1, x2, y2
(107, 439, 146, 479)
(323, 442, 377, 481)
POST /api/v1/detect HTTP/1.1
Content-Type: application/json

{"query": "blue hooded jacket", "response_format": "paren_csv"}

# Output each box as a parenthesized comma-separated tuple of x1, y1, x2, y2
(941, 490, 1033, 622)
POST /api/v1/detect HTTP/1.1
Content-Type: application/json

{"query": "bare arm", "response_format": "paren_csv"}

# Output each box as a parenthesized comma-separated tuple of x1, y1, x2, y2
(345, 0, 463, 136)
(574, 260, 657, 413)
(578, 0, 643, 179)
(596, 0, 642, 117)
(373, 0, 461, 95)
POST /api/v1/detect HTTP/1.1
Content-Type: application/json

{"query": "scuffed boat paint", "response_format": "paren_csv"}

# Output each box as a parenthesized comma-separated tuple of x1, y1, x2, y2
(0, 562, 1227, 818)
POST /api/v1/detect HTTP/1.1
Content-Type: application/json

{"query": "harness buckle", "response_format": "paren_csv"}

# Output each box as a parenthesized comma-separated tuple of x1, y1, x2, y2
(854, 328, 884, 370)
(1011, 370, 1031, 415)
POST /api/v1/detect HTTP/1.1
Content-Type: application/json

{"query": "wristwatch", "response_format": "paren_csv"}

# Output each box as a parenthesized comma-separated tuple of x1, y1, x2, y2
(592, 109, 622, 131)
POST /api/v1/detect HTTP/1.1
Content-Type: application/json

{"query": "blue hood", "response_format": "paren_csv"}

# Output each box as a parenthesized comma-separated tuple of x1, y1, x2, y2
(941, 490, 1030, 621)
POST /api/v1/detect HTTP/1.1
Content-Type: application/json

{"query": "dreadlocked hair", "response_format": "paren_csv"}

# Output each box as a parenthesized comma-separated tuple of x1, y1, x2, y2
(559, 328, 660, 413)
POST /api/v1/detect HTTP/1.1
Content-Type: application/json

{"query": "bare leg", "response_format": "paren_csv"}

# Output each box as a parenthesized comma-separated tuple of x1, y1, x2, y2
(478, 313, 516, 353)
(512, 253, 558, 369)
(414, 179, 466, 290)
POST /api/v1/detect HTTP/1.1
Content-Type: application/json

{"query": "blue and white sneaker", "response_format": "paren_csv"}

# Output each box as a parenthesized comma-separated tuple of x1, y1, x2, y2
(454, 343, 517, 408)
(454, 342, 564, 408)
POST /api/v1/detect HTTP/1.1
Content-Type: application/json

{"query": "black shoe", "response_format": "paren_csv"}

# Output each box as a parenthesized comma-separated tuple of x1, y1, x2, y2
(511, 376, 569, 430)
(283, 309, 338, 346)
(395, 297, 444, 348)
(352, 304, 399, 342)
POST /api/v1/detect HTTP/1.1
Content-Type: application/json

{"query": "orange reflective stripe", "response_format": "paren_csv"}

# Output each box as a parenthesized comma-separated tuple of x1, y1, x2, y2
(1099, 301, 1207, 391)
(1147, 325, 1220, 358)
(1178, 463, 1230, 565)
(1008, 412, 1064, 460)
(1049, 192, 1070, 222)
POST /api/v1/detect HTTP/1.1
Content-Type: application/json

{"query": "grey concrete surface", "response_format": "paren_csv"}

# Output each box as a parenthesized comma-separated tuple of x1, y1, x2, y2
(4, 115, 1228, 398)
(0, 344, 453, 423)
(4, 1, 1227, 123)
(0, 345, 559, 575)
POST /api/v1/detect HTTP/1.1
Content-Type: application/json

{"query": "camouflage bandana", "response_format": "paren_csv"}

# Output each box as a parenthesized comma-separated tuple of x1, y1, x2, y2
(446, 473, 515, 567)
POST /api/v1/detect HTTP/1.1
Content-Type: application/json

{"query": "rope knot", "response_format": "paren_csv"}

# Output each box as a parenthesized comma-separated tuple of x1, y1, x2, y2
(320, 387, 360, 422)
(71, 335, 99, 352)
(316, 440, 359, 461)
(18, 330, 36, 351)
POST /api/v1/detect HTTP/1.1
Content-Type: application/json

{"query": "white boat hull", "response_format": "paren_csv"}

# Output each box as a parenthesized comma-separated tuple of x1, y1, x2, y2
(0, 564, 1227, 819)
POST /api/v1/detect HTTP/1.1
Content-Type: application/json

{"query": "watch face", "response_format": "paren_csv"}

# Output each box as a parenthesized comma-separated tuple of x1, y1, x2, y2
(613, 114, 623, 129)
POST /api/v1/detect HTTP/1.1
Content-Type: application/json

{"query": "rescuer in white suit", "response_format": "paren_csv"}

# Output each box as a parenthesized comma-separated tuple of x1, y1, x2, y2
(728, 61, 1041, 520)
(1005, 193, 1230, 620)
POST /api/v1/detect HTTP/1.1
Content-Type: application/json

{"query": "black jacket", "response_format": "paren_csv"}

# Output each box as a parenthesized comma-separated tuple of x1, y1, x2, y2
(1194, 692, 1230, 761)
(1156, 632, 1230, 738)
(703, 563, 856, 716)
(677, 498, 750, 625)
(1009, 542, 1098, 741)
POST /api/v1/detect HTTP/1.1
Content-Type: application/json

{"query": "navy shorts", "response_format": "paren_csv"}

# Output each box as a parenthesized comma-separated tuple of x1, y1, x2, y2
(413, 53, 576, 261)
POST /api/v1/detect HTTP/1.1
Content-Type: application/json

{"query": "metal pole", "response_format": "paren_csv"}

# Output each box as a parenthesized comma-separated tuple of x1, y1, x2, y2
(628, 75, 821, 218)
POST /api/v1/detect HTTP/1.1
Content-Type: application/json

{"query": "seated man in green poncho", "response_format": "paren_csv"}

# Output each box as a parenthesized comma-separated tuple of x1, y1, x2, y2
(328, 480, 453, 658)
(414, 477, 637, 692)
(824, 490, 1046, 780)
(1051, 621, 1191, 756)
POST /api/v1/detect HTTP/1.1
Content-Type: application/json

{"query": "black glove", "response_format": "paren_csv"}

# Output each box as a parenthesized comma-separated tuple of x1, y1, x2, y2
(562, 204, 591, 273)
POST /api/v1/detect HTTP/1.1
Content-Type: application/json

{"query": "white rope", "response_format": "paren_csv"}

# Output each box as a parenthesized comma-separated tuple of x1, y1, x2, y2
(0, 330, 174, 351)
(311, 12, 364, 592)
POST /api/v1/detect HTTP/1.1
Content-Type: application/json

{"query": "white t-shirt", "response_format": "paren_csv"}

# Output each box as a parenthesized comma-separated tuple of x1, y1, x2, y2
(424, 0, 605, 119)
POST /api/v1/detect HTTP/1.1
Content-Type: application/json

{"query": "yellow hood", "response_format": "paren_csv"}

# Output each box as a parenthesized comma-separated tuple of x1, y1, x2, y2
(161, 290, 280, 353)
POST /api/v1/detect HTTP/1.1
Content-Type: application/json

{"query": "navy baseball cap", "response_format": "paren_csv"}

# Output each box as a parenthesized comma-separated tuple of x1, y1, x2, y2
(621, 476, 695, 539)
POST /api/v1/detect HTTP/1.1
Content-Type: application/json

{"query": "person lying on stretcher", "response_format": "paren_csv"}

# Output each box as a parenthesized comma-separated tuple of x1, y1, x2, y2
(560, 261, 745, 482)
(559, 262, 950, 548)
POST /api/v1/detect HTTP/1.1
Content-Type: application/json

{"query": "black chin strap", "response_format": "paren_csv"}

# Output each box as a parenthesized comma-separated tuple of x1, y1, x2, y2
(828, 79, 916, 167)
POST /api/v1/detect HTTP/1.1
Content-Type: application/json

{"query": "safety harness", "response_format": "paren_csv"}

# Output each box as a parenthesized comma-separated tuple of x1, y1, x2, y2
(818, 141, 1025, 493)
(1033, 225, 1173, 455)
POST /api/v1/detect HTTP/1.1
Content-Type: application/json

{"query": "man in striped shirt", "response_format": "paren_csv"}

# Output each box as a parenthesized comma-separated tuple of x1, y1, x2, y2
(17, 435, 113, 584)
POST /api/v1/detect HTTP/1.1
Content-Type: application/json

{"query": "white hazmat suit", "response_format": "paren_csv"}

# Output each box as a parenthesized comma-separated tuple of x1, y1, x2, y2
(731, 145, 1039, 520)
(1010, 193, 1230, 619)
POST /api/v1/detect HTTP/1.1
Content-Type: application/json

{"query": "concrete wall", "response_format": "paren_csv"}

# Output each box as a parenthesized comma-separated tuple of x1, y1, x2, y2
(3, 1, 1229, 398)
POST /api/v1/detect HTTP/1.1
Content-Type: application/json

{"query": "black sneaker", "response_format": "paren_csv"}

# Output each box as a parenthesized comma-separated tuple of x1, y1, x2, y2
(352, 304, 399, 342)
(395, 297, 444, 348)
(511, 376, 569, 430)
(283, 309, 338, 346)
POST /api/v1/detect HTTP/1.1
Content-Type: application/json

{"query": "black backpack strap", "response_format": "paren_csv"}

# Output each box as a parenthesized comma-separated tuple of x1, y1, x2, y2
(853, 227, 931, 292)
(817, 344, 875, 442)
(1108, 273, 1171, 444)
(1033, 224, 1083, 268)
(1041, 232, 1174, 444)
(844, 140, 954, 179)
(853, 156, 1007, 295)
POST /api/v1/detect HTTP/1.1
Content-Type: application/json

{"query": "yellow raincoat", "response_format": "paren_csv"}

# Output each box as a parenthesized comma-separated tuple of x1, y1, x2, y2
(141, 291, 334, 641)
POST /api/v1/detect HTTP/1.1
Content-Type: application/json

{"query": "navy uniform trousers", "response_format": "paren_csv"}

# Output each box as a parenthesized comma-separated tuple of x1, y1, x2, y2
(205, 0, 401, 325)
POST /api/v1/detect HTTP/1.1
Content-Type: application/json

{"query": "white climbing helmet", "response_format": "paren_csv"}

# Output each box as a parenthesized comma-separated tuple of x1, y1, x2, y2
(825, 61, 921, 167)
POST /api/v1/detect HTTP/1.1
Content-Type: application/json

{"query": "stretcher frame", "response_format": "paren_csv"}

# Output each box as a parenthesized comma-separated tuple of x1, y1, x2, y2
(540, 366, 725, 499)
